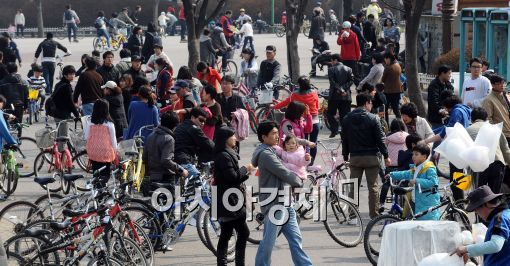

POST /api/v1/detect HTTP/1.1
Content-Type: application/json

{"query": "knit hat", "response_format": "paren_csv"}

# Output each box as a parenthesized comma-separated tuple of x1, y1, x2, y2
(342, 21, 352, 29)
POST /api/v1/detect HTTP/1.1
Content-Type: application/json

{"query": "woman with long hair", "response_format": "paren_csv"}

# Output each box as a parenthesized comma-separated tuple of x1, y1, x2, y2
(85, 99, 117, 187)
(119, 74, 134, 115)
(124, 86, 160, 140)
(240, 48, 258, 90)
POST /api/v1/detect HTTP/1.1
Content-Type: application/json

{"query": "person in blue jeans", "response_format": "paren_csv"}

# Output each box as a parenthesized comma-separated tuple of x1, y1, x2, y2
(252, 121, 312, 266)
(95, 11, 112, 49)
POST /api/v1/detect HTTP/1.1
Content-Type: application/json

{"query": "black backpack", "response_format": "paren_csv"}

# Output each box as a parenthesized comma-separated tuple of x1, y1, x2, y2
(94, 18, 104, 29)
(64, 10, 73, 21)
(45, 85, 60, 117)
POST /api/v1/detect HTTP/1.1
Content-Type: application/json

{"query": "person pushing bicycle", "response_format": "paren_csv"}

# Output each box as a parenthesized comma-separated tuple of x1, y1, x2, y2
(0, 95, 19, 200)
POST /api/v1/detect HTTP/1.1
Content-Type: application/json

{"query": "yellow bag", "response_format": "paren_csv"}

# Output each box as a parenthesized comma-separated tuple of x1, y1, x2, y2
(453, 172, 472, 191)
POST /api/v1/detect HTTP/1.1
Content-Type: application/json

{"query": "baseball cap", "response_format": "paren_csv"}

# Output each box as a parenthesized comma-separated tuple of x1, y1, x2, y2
(170, 80, 189, 93)
(265, 45, 276, 52)
(101, 80, 117, 89)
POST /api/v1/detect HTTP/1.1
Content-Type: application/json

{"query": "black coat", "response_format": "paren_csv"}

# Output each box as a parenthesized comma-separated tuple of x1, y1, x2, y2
(97, 65, 120, 84)
(309, 15, 326, 40)
(216, 93, 244, 124)
(328, 62, 354, 101)
(427, 77, 454, 124)
(127, 34, 143, 57)
(142, 32, 156, 63)
(363, 21, 377, 46)
(0, 74, 28, 108)
(214, 148, 249, 219)
(174, 119, 215, 164)
(123, 67, 146, 81)
(105, 93, 128, 138)
(52, 79, 80, 119)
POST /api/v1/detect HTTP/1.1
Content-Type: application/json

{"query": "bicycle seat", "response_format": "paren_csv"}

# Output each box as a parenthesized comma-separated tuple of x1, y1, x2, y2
(63, 174, 84, 182)
(56, 136, 70, 142)
(49, 220, 72, 231)
(393, 186, 414, 196)
(125, 151, 139, 157)
(23, 228, 53, 237)
(62, 209, 86, 218)
(34, 176, 56, 186)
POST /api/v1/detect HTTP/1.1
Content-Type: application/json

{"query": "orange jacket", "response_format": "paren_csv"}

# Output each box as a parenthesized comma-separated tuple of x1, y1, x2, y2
(273, 91, 319, 116)
(197, 67, 222, 92)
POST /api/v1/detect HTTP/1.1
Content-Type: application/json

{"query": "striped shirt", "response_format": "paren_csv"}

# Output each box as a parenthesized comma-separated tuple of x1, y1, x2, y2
(28, 76, 47, 91)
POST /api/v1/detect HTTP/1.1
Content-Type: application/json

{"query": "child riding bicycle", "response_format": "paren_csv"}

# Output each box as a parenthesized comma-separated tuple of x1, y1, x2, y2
(386, 143, 440, 220)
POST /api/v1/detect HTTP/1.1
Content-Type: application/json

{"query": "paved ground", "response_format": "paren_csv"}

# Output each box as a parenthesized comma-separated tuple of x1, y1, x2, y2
(0, 33, 399, 265)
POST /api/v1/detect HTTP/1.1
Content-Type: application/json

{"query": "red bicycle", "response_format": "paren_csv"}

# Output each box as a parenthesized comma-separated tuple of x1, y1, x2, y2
(33, 119, 76, 194)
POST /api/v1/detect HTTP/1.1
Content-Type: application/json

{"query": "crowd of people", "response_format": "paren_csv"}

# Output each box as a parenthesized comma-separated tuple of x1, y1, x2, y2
(1, 1, 510, 265)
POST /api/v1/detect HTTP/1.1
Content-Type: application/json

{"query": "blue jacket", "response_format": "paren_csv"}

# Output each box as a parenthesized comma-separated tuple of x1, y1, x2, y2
(389, 161, 440, 220)
(484, 207, 510, 265)
(439, 103, 471, 138)
(0, 110, 17, 151)
(124, 101, 159, 140)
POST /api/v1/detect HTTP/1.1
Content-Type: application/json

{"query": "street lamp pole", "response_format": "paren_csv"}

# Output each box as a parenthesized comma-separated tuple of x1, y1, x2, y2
(271, 0, 275, 25)
(442, 0, 455, 54)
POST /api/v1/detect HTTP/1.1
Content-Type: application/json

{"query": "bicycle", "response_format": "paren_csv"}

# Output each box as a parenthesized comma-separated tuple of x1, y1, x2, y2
(93, 33, 126, 52)
(26, 88, 40, 125)
(0, 144, 23, 197)
(7, 122, 38, 178)
(55, 53, 71, 81)
(214, 55, 238, 77)
(274, 20, 310, 38)
(363, 176, 473, 265)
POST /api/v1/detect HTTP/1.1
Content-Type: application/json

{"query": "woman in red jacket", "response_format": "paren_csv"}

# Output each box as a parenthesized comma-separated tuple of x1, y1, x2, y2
(273, 76, 320, 164)
(337, 21, 360, 84)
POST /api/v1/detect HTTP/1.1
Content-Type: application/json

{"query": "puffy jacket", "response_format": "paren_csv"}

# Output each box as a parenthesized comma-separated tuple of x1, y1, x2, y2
(0, 74, 28, 108)
(143, 126, 184, 181)
(390, 161, 440, 220)
(328, 62, 354, 101)
(274, 146, 310, 179)
(214, 148, 249, 219)
(341, 108, 388, 160)
(174, 119, 215, 164)
(274, 90, 319, 116)
(427, 77, 454, 124)
(337, 29, 360, 61)
(385, 131, 409, 167)
(96, 64, 120, 84)
(34, 39, 68, 62)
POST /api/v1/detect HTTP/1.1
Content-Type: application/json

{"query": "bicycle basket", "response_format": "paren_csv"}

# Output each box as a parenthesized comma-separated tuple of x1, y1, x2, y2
(28, 89, 40, 101)
(117, 139, 137, 158)
(35, 128, 56, 149)
(70, 130, 86, 152)
(256, 88, 273, 105)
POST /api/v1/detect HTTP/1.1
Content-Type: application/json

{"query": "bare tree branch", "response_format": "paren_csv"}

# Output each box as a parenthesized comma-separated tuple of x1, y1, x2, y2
(379, 0, 405, 13)
(205, 0, 227, 24)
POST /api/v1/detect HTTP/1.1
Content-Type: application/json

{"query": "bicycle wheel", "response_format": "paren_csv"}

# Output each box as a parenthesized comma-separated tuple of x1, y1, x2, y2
(93, 37, 105, 52)
(276, 26, 285, 37)
(0, 167, 15, 196)
(202, 208, 236, 262)
(196, 208, 211, 250)
(122, 205, 162, 249)
(224, 60, 238, 77)
(73, 150, 91, 174)
(248, 109, 259, 134)
(33, 150, 62, 193)
(443, 208, 472, 231)
(302, 25, 311, 37)
(17, 136, 39, 177)
(363, 214, 402, 265)
(60, 151, 73, 195)
(273, 85, 291, 102)
(255, 106, 274, 123)
(33, 193, 66, 219)
(87, 256, 124, 266)
(118, 220, 155, 266)
(4, 233, 61, 265)
(109, 235, 148, 266)
(323, 192, 363, 247)
(0, 200, 43, 241)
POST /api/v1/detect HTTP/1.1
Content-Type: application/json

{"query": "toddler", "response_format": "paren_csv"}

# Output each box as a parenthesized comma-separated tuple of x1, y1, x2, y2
(274, 136, 311, 180)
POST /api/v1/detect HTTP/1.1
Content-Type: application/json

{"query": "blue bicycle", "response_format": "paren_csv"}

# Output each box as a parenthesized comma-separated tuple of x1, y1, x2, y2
(26, 88, 40, 125)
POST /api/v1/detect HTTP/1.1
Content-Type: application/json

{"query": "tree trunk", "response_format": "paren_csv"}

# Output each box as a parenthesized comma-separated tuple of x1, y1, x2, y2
(36, 0, 44, 38)
(441, 0, 455, 54)
(285, 0, 309, 82)
(343, 0, 353, 21)
(154, 0, 160, 28)
(404, 0, 426, 117)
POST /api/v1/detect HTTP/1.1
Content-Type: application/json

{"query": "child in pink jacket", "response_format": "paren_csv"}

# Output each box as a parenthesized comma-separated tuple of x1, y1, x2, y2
(385, 119, 409, 168)
(274, 136, 311, 180)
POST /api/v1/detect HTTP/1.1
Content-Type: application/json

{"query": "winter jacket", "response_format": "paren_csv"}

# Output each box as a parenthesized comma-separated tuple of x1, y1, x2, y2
(200, 35, 216, 66)
(341, 108, 388, 160)
(0, 74, 28, 108)
(427, 77, 454, 124)
(215, 148, 249, 220)
(279, 117, 313, 147)
(127, 34, 143, 57)
(337, 29, 360, 61)
(257, 60, 281, 88)
(197, 67, 222, 92)
(328, 62, 354, 101)
(142, 32, 157, 62)
(363, 20, 377, 45)
(96, 64, 120, 84)
(125, 101, 159, 140)
(381, 62, 402, 94)
(389, 161, 440, 220)
(385, 131, 409, 167)
(73, 69, 103, 104)
(351, 24, 366, 49)
(216, 93, 245, 125)
(115, 59, 131, 75)
(438, 104, 471, 138)
(231, 109, 249, 141)
(52, 79, 80, 119)
(358, 63, 384, 90)
(155, 67, 173, 100)
(123, 67, 145, 81)
(34, 39, 68, 63)
(274, 146, 310, 179)
(143, 126, 184, 182)
(309, 15, 326, 40)
(219, 15, 235, 37)
(174, 119, 215, 164)
(482, 91, 510, 139)
(251, 144, 303, 215)
(274, 90, 319, 116)
(211, 26, 230, 52)
(104, 93, 128, 138)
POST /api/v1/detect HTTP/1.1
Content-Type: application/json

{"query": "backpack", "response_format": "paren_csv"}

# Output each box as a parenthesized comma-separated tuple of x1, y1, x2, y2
(94, 18, 104, 29)
(64, 10, 73, 21)
(85, 124, 116, 163)
(45, 85, 60, 117)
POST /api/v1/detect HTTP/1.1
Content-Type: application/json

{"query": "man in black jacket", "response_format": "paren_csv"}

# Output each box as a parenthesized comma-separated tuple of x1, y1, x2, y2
(123, 55, 145, 80)
(0, 52, 8, 81)
(327, 53, 353, 138)
(427, 65, 454, 129)
(216, 75, 244, 125)
(0, 63, 28, 124)
(144, 112, 187, 184)
(310, 37, 331, 77)
(34, 32, 69, 94)
(341, 93, 389, 218)
(257, 45, 281, 88)
(363, 14, 377, 51)
(96, 51, 120, 84)
(53, 65, 80, 120)
(174, 107, 215, 179)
